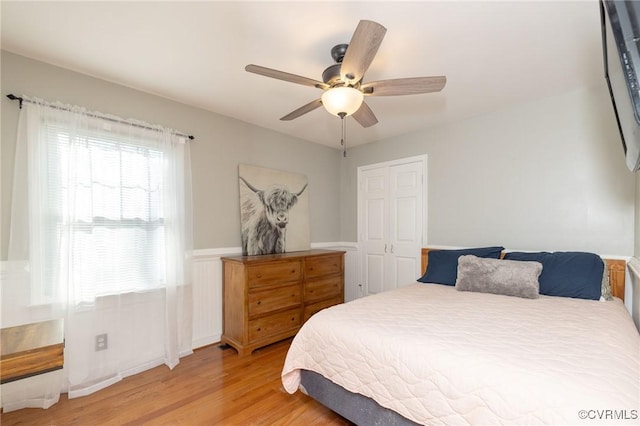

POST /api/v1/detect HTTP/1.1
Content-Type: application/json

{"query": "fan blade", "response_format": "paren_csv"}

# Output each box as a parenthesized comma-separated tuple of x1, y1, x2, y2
(340, 20, 387, 84)
(352, 101, 378, 128)
(361, 76, 447, 96)
(280, 99, 323, 121)
(246, 64, 328, 89)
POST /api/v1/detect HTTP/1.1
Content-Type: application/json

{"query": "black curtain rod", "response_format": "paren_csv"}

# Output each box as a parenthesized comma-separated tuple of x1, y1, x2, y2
(6, 94, 195, 141)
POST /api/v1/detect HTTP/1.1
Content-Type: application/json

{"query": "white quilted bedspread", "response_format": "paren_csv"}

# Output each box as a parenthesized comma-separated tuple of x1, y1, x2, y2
(282, 284, 640, 425)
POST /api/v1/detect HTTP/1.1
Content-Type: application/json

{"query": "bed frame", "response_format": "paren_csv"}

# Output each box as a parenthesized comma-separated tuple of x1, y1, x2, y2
(299, 248, 629, 425)
(300, 370, 419, 426)
(421, 248, 627, 300)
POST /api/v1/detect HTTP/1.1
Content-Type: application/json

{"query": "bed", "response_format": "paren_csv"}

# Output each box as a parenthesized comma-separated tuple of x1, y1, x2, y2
(281, 247, 640, 425)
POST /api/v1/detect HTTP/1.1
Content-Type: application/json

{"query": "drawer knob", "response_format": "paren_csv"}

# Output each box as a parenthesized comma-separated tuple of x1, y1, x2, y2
(257, 274, 262, 278)
(257, 301, 261, 305)
(291, 317, 295, 321)
(257, 327, 261, 332)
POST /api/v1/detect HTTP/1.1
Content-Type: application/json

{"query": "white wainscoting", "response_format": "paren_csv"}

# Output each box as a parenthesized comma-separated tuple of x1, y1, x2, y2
(191, 250, 227, 349)
(190, 243, 359, 350)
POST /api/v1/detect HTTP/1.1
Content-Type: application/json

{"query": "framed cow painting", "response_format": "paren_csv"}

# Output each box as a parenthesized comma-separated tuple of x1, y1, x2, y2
(238, 164, 311, 256)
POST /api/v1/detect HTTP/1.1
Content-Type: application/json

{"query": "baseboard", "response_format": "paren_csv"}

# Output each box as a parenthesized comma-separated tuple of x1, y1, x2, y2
(192, 334, 221, 350)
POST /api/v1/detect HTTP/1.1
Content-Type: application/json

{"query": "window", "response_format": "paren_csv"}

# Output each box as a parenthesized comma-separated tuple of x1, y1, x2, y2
(34, 119, 176, 304)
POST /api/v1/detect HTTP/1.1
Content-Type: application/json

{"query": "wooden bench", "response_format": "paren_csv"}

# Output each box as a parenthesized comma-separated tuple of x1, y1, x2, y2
(1, 319, 64, 384)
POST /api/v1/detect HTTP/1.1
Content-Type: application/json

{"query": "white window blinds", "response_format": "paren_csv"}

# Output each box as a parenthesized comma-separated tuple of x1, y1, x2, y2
(45, 125, 167, 302)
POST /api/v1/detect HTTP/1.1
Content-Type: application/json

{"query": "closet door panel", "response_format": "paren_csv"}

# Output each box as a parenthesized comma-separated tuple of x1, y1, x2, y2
(389, 162, 423, 280)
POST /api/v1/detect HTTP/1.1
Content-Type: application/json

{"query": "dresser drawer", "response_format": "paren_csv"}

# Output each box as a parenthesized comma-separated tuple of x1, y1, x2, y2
(304, 296, 342, 322)
(248, 284, 301, 317)
(248, 309, 301, 341)
(304, 276, 342, 303)
(247, 261, 301, 288)
(305, 255, 342, 279)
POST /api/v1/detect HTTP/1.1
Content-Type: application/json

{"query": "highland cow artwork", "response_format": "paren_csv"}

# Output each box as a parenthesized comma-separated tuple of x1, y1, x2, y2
(239, 164, 311, 256)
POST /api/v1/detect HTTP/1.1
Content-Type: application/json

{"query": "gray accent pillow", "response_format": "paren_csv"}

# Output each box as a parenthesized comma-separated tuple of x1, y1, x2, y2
(455, 255, 542, 299)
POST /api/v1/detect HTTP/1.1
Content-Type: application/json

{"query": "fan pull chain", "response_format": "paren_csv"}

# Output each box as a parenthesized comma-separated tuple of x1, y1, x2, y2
(339, 112, 347, 157)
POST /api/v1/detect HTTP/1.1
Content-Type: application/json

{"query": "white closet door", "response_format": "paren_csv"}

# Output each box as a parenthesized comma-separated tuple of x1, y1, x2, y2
(358, 156, 425, 297)
(388, 162, 424, 289)
(360, 167, 388, 296)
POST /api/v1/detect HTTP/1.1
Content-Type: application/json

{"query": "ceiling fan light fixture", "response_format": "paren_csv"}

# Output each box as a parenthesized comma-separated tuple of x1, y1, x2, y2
(321, 87, 364, 117)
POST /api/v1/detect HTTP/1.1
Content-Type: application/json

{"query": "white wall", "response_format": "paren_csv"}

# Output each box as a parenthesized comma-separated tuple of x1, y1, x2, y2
(341, 86, 636, 256)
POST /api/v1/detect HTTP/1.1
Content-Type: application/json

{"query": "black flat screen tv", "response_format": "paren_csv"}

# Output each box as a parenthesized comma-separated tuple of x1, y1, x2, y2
(600, 0, 640, 172)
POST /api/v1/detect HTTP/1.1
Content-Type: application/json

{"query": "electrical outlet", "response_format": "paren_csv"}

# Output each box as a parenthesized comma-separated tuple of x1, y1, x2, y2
(95, 333, 108, 351)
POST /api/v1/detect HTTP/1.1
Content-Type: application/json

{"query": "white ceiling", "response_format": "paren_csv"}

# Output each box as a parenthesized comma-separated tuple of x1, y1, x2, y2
(1, 1, 604, 149)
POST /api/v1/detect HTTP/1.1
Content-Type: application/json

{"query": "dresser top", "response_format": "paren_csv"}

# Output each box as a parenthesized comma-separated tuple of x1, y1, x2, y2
(221, 249, 345, 264)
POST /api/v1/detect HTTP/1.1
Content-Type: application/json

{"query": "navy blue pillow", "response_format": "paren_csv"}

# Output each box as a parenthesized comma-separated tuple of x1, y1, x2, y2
(503, 251, 603, 300)
(418, 246, 504, 285)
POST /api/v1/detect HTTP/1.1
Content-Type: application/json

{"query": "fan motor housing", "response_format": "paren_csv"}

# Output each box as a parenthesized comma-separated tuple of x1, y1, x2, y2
(322, 64, 342, 85)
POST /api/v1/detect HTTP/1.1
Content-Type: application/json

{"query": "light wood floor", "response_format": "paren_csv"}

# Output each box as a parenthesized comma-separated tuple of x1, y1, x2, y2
(1, 339, 354, 425)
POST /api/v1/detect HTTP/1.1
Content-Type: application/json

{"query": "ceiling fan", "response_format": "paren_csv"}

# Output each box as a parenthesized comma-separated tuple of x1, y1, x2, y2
(245, 20, 446, 128)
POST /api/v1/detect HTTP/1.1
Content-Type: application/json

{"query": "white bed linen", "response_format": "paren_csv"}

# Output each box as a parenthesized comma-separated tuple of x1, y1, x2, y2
(282, 283, 640, 425)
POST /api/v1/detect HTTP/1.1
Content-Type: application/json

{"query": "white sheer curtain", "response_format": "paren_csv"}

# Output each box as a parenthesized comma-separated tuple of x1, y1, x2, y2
(2, 97, 193, 411)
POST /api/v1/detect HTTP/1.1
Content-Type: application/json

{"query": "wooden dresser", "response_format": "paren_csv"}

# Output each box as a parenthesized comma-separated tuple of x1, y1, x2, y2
(221, 249, 345, 356)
